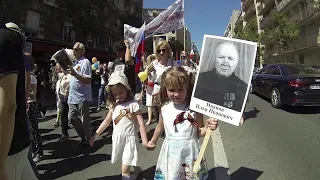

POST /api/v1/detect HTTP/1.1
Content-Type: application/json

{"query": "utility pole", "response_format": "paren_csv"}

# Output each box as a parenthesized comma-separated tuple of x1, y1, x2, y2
(253, 0, 264, 68)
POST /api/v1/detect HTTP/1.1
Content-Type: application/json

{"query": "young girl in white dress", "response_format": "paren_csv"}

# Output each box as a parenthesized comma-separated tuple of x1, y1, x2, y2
(146, 67, 218, 179)
(90, 71, 149, 180)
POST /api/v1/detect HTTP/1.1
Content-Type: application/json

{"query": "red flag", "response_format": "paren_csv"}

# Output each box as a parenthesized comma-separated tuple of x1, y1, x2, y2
(135, 33, 145, 73)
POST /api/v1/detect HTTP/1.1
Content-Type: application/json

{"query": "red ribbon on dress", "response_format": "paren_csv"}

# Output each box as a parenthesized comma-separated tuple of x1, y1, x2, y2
(173, 112, 198, 127)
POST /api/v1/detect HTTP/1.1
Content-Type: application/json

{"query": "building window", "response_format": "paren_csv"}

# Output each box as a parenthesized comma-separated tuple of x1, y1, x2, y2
(26, 11, 39, 30)
(124, 0, 128, 10)
(159, 36, 166, 41)
(25, 32, 38, 38)
(130, 2, 135, 14)
(104, 19, 110, 28)
(108, 36, 112, 47)
(96, 36, 100, 43)
(25, 10, 40, 38)
(299, 54, 304, 64)
(63, 22, 75, 43)
(299, 0, 308, 19)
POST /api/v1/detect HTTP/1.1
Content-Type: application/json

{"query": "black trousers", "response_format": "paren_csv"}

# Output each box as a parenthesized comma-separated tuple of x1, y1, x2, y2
(61, 101, 69, 136)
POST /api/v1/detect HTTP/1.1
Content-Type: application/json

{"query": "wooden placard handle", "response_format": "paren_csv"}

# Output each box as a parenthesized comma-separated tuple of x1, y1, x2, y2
(193, 128, 213, 173)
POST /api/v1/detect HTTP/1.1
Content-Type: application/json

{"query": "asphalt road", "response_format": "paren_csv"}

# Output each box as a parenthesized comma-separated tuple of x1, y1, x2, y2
(36, 93, 320, 180)
(216, 94, 320, 180)
(36, 106, 217, 180)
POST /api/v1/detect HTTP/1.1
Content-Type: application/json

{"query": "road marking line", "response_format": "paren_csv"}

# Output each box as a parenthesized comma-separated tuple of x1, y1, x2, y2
(211, 127, 230, 178)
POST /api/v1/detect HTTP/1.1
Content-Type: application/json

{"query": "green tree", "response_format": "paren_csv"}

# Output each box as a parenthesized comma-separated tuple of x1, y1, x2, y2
(314, 0, 320, 14)
(234, 18, 263, 67)
(234, 18, 260, 42)
(122, 14, 143, 28)
(261, 11, 300, 56)
(168, 37, 184, 58)
(62, 0, 108, 38)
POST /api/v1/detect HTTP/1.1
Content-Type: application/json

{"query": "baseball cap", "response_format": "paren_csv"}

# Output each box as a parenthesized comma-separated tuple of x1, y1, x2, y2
(106, 71, 131, 93)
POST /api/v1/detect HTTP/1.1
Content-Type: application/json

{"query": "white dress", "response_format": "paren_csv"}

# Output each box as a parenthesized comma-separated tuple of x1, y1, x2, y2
(111, 100, 140, 166)
(145, 59, 179, 107)
(154, 102, 208, 180)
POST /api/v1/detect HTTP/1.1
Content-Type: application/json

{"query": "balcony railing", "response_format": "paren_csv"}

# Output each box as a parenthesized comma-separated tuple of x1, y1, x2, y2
(259, 0, 275, 15)
(244, 4, 255, 19)
(288, 0, 318, 25)
(259, 12, 272, 29)
(295, 32, 320, 48)
(262, 0, 272, 7)
(265, 31, 320, 58)
(276, 0, 299, 12)
(242, 0, 254, 12)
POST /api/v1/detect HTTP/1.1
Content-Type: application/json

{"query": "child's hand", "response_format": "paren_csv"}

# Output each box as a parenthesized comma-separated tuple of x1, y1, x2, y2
(146, 141, 156, 151)
(90, 133, 98, 146)
(206, 118, 218, 130)
(137, 96, 142, 104)
(142, 140, 148, 147)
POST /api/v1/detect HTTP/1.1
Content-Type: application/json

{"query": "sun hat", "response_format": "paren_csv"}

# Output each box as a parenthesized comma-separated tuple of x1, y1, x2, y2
(106, 71, 131, 93)
(5, 22, 26, 38)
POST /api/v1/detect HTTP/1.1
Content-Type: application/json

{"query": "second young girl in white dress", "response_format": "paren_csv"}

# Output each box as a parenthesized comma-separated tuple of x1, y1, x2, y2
(90, 71, 149, 180)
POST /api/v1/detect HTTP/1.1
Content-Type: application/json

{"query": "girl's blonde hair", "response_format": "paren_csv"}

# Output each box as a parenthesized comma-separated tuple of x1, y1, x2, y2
(159, 67, 195, 107)
(155, 40, 173, 61)
(106, 84, 134, 109)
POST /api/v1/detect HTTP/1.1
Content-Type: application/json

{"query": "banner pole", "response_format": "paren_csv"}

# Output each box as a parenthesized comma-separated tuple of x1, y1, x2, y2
(184, 26, 186, 51)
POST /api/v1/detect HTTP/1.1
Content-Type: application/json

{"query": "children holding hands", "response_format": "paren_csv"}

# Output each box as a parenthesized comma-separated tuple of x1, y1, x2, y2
(91, 67, 218, 180)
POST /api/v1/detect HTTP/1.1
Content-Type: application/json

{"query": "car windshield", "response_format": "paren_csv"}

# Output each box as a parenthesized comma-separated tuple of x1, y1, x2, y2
(284, 64, 319, 75)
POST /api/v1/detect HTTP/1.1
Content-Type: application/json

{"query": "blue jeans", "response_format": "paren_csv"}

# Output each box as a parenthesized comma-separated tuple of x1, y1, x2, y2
(98, 84, 106, 108)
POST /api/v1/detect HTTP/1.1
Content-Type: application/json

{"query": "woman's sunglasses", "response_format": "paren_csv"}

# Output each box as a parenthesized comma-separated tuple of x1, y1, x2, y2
(157, 49, 166, 53)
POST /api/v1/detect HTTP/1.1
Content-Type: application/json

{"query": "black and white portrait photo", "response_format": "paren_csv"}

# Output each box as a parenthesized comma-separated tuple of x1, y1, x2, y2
(114, 64, 125, 73)
(190, 35, 257, 126)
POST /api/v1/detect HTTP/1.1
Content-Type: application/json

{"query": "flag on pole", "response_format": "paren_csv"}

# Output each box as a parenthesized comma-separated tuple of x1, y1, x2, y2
(135, 32, 145, 73)
(190, 44, 195, 59)
(124, 22, 146, 58)
(145, 0, 185, 38)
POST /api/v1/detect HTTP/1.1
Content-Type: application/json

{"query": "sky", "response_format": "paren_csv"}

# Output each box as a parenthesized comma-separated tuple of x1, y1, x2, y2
(143, 0, 241, 53)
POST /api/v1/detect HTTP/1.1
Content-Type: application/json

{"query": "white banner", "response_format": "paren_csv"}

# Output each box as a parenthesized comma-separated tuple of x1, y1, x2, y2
(145, 0, 185, 38)
(124, 22, 146, 57)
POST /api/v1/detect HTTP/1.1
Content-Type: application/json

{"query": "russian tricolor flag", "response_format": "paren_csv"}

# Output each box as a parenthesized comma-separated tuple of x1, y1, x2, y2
(135, 32, 145, 73)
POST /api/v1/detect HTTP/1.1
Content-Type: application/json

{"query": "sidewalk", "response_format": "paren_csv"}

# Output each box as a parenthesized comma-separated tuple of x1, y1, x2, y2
(37, 108, 217, 180)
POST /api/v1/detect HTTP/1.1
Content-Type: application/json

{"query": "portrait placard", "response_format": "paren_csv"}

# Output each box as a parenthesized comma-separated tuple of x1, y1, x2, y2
(190, 35, 257, 126)
(114, 64, 125, 73)
(51, 49, 74, 70)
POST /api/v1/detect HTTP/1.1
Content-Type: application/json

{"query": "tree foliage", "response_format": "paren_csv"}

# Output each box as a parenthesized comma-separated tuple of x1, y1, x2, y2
(261, 11, 300, 50)
(168, 37, 184, 58)
(314, 0, 320, 14)
(234, 18, 260, 42)
(62, 0, 108, 36)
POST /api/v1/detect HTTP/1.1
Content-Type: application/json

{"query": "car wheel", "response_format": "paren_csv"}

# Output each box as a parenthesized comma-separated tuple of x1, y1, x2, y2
(249, 83, 254, 94)
(270, 87, 282, 108)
